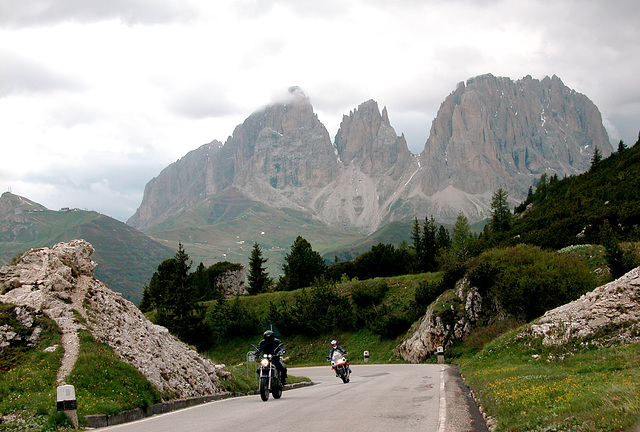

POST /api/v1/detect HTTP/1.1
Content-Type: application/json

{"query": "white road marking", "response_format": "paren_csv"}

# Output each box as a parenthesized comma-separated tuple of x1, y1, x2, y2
(438, 367, 447, 432)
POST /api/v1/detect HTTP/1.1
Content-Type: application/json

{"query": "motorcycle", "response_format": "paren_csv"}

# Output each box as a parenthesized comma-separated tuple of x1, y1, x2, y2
(327, 351, 350, 383)
(252, 344, 285, 401)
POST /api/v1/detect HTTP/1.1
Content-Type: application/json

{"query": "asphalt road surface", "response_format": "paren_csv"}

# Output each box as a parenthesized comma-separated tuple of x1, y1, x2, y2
(97, 364, 488, 432)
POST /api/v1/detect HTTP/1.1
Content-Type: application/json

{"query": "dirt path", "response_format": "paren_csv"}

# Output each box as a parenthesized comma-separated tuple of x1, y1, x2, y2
(55, 276, 89, 384)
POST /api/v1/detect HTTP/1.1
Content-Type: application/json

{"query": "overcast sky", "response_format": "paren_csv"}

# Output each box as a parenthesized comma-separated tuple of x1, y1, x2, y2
(1, 0, 639, 222)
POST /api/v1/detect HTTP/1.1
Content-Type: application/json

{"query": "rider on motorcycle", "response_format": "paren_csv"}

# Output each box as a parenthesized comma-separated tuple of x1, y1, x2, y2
(254, 330, 287, 385)
(328, 339, 351, 375)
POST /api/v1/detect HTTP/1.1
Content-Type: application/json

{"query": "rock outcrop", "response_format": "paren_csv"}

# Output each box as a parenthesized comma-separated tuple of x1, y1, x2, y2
(397, 267, 640, 363)
(396, 278, 482, 363)
(0, 240, 225, 398)
(128, 74, 612, 234)
(522, 266, 640, 347)
(216, 267, 248, 298)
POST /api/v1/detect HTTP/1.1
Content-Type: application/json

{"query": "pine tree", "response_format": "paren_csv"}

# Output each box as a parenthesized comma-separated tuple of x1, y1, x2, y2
(247, 243, 270, 295)
(617, 139, 627, 153)
(138, 285, 153, 312)
(421, 216, 438, 272)
(436, 225, 451, 251)
(490, 188, 512, 233)
(155, 243, 204, 346)
(590, 145, 603, 170)
(411, 217, 422, 258)
(452, 211, 471, 262)
(280, 236, 326, 291)
(191, 262, 208, 300)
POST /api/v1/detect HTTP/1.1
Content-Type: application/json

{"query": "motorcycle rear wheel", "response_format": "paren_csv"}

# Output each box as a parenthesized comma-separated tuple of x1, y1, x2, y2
(259, 377, 269, 401)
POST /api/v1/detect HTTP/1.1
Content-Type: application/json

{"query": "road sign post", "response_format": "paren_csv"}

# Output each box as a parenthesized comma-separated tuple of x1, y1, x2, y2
(56, 384, 78, 429)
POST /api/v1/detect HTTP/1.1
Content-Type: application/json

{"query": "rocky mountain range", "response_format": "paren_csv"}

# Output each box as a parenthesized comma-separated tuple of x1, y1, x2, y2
(129, 74, 612, 235)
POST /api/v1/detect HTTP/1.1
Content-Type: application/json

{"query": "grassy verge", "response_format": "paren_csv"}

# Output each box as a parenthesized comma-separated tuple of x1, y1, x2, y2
(67, 330, 163, 422)
(458, 328, 640, 432)
(0, 310, 66, 432)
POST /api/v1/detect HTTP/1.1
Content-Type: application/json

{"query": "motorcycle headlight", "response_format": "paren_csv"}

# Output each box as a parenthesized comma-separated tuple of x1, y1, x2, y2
(260, 358, 270, 367)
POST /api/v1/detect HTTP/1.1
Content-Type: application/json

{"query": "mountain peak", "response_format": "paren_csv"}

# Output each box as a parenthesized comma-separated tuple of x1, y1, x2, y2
(418, 73, 611, 201)
(0, 192, 47, 218)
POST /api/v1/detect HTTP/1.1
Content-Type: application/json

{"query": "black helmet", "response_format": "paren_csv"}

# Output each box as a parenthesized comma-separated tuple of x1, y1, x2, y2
(263, 330, 274, 340)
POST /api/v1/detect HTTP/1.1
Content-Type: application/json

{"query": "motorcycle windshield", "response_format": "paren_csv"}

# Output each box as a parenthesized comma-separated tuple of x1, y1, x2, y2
(332, 352, 344, 361)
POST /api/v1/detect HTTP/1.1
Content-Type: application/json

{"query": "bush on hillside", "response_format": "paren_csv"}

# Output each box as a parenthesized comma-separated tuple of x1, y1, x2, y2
(468, 244, 597, 321)
(350, 281, 389, 308)
(269, 279, 355, 337)
(204, 296, 261, 347)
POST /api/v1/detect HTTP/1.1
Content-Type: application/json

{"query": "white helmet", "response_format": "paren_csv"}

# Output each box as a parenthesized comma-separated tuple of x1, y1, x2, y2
(331, 340, 337, 347)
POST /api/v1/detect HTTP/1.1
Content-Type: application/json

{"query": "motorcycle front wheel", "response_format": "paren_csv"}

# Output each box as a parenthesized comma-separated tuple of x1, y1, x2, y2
(338, 367, 348, 383)
(259, 377, 269, 401)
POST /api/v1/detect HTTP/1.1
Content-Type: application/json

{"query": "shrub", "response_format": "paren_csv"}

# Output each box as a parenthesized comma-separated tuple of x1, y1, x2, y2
(468, 244, 596, 321)
(350, 281, 389, 308)
(269, 279, 355, 337)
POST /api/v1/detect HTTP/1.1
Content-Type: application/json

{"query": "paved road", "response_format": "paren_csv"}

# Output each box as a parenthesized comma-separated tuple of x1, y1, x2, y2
(97, 364, 487, 432)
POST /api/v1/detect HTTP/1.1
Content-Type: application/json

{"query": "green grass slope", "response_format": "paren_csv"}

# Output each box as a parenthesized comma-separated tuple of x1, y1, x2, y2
(0, 304, 162, 431)
(512, 141, 640, 249)
(458, 328, 640, 432)
(0, 193, 173, 304)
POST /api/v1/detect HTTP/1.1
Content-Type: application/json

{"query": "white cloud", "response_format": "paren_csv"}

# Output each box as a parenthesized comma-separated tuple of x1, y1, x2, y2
(1, 0, 639, 221)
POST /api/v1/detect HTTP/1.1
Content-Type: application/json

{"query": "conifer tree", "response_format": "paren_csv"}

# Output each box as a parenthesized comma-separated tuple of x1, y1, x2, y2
(247, 242, 270, 294)
(411, 217, 422, 258)
(617, 139, 627, 153)
(155, 243, 204, 346)
(452, 211, 472, 262)
(279, 236, 326, 290)
(421, 216, 438, 272)
(436, 225, 451, 250)
(490, 188, 512, 233)
(590, 145, 603, 169)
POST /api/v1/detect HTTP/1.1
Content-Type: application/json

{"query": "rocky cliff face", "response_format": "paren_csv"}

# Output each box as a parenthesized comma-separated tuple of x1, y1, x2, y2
(417, 74, 611, 199)
(0, 240, 225, 398)
(128, 74, 612, 233)
(312, 99, 418, 232)
(216, 267, 248, 298)
(223, 87, 340, 211)
(128, 141, 223, 230)
(396, 277, 482, 363)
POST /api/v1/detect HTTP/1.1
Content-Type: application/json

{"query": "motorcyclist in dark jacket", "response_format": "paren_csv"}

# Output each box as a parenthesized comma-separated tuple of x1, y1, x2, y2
(254, 330, 287, 385)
